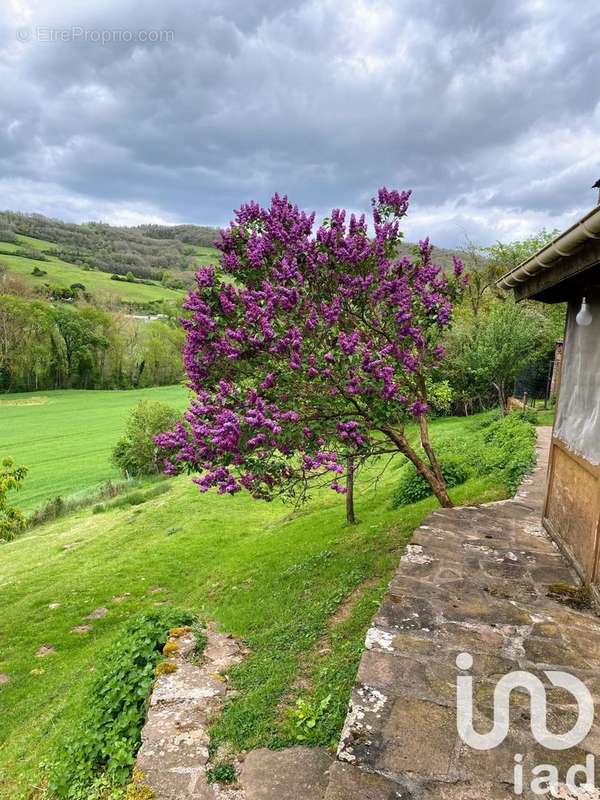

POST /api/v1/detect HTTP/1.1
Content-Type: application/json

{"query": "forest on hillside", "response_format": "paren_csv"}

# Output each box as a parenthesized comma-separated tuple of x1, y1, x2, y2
(0, 211, 220, 281)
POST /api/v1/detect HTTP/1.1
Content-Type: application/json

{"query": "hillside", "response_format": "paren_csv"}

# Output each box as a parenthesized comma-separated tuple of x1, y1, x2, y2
(0, 236, 187, 305)
(0, 409, 512, 799)
(0, 212, 464, 310)
(0, 211, 220, 277)
(0, 213, 221, 308)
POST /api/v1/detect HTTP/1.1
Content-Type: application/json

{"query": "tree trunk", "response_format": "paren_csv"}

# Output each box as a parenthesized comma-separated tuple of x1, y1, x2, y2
(494, 382, 507, 415)
(417, 413, 446, 491)
(381, 425, 453, 508)
(346, 458, 356, 524)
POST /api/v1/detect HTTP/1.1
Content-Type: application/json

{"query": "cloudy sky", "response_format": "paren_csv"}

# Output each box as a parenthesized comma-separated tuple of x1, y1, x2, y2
(1, 0, 599, 247)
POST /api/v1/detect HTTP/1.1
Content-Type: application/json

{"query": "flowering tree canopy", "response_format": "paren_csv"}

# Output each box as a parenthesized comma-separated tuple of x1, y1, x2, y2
(156, 188, 466, 513)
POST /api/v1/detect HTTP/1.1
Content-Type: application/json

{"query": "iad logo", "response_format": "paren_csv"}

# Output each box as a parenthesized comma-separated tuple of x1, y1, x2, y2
(456, 652, 596, 797)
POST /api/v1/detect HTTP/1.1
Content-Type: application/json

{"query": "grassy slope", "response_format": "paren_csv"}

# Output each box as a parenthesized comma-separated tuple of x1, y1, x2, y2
(0, 236, 186, 304)
(191, 244, 221, 264)
(0, 413, 509, 799)
(535, 408, 556, 427)
(0, 386, 189, 511)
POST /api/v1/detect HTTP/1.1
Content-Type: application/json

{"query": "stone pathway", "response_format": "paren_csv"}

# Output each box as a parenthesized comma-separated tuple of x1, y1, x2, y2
(132, 624, 334, 800)
(325, 428, 600, 799)
(132, 624, 247, 799)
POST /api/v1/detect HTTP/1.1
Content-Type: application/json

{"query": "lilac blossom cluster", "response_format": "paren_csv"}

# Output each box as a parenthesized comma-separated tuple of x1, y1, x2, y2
(156, 189, 466, 499)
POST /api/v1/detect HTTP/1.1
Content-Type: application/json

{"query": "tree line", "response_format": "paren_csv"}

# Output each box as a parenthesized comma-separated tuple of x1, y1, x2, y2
(0, 293, 184, 392)
(437, 231, 564, 415)
(0, 212, 220, 282)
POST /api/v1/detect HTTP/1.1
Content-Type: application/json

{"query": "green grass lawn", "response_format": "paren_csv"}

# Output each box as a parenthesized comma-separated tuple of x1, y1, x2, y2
(0, 386, 189, 511)
(534, 407, 556, 426)
(0, 409, 517, 799)
(0, 236, 186, 304)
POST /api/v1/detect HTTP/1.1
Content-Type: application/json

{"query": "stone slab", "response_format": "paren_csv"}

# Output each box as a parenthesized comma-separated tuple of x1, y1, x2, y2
(241, 746, 333, 800)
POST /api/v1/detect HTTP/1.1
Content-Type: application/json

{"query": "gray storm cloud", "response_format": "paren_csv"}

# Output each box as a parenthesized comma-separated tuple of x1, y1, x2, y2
(1, 0, 599, 245)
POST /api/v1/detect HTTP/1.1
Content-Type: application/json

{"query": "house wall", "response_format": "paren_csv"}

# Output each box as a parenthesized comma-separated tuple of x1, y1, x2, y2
(554, 301, 600, 464)
(543, 300, 600, 591)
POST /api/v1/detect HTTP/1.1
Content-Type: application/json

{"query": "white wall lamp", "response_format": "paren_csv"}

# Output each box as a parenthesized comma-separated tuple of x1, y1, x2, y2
(576, 297, 593, 327)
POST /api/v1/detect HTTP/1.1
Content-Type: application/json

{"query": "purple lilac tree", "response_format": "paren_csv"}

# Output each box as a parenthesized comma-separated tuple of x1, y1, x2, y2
(156, 188, 466, 520)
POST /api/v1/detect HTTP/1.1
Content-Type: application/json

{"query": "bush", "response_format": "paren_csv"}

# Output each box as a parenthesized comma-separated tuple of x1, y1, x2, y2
(519, 406, 539, 425)
(0, 457, 28, 542)
(31, 265, 48, 277)
(481, 411, 536, 494)
(112, 401, 180, 477)
(0, 227, 17, 243)
(27, 480, 136, 527)
(391, 456, 469, 508)
(92, 482, 170, 513)
(47, 608, 195, 799)
(16, 245, 47, 261)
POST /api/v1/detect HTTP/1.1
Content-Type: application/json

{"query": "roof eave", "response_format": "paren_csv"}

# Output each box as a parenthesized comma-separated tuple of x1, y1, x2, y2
(497, 204, 600, 291)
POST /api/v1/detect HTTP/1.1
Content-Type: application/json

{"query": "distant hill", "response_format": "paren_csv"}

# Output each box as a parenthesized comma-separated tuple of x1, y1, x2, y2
(396, 240, 463, 272)
(0, 211, 464, 308)
(0, 211, 220, 281)
(0, 212, 222, 307)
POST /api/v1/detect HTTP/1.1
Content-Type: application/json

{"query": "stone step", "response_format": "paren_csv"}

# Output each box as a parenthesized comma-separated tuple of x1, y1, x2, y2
(239, 747, 333, 800)
(324, 761, 412, 799)
(132, 625, 246, 800)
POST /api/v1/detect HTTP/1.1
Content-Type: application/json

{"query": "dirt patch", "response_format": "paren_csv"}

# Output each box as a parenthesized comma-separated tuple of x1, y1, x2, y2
(35, 644, 55, 657)
(327, 578, 380, 630)
(0, 396, 48, 407)
(71, 625, 92, 635)
(86, 607, 108, 620)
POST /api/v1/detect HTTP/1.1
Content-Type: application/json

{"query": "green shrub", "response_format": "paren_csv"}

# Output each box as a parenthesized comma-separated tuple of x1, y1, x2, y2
(16, 245, 47, 261)
(112, 401, 180, 477)
(47, 607, 195, 799)
(391, 456, 469, 508)
(519, 406, 539, 425)
(27, 480, 140, 527)
(0, 456, 28, 542)
(92, 482, 170, 514)
(481, 412, 536, 494)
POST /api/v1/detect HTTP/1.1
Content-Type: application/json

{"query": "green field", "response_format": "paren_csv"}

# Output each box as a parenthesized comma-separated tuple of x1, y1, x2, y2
(0, 235, 188, 304)
(0, 386, 189, 510)
(0, 410, 514, 799)
(192, 244, 221, 264)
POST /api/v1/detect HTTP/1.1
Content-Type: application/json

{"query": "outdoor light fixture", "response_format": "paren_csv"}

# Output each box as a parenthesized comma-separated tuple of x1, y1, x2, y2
(576, 297, 593, 327)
